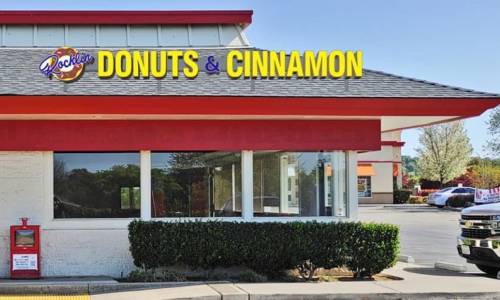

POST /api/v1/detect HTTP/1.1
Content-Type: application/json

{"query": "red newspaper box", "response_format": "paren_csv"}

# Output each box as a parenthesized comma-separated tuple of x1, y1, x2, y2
(10, 218, 40, 279)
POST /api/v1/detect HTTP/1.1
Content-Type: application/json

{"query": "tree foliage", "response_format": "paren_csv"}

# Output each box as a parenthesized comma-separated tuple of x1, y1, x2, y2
(486, 107, 500, 158)
(401, 155, 418, 176)
(468, 157, 500, 188)
(416, 121, 472, 185)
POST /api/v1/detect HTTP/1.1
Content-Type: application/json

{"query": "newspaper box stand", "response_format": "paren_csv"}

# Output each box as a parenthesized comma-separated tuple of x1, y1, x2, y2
(10, 218, 40, 279)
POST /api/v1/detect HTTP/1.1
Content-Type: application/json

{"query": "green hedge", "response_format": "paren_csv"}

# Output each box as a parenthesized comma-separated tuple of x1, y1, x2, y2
(128, 220, 399, 279)
(393, 190, 412, 204)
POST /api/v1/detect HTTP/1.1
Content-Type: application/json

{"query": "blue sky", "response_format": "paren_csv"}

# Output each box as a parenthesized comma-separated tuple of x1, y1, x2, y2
(2, 0, 499, 157)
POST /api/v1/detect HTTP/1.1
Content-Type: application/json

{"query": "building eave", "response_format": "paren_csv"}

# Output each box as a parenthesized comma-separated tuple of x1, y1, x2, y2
(0, 10, 253, 26)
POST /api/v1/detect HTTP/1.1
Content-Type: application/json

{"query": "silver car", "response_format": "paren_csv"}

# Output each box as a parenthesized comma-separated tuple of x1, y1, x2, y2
(427, 187, 475, 208)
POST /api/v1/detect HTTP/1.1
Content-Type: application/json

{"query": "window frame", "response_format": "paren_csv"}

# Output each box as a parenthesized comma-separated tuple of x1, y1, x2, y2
(45, 150, 357, 230)
(251, 151, 349, 218)
(52, 151, 142, 220)
(150, 151, 243, 219)
(357, 176, 372, 198)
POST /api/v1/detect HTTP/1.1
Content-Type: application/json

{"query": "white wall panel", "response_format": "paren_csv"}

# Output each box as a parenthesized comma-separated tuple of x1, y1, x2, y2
(99, 25, 127, 47)
(67, 25, 97, 47)
(371, 163, 394, 193)
(37, 25, 65, 46)
(160, 25, 189, 46)
(190, 25, 220, 46)
(128, 25, 158, 46)
(0, 151, 135, 277)
(1, 24, 249, 47)
(358, 145, 394, 161)
(220, 24, 243, 46)
(4, 26, 33, 46)
(0, 152, 45, 277)
(43, 229, 134, 277)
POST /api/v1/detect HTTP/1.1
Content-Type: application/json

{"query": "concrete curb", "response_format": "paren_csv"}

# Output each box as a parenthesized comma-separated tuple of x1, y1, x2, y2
(442, 206, 462, 212)
(382, 204, 428, 208)
(0, 282, 210, 295)
(209, 283, 247, 300)
(89, 282, 208, 294)
(434, 261, 467, 273)
(1, 283, 500, 299)
(244, 293, 500, 300)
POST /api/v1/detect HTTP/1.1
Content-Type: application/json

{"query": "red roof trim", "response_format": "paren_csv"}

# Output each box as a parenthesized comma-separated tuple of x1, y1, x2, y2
(381, 141, 405, 147)
(0, 10, 253, 25)
(0, 96, 497, 117)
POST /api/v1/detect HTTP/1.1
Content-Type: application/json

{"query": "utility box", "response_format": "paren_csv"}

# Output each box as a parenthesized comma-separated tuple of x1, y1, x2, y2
(10, 218, 40, 279)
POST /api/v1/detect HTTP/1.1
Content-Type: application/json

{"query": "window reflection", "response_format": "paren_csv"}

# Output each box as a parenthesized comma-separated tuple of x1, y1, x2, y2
(54, 152, 141, 218)
(253, 151, 347, 217)
(151, 152, 242, 218)
(358, 176, 372, 197)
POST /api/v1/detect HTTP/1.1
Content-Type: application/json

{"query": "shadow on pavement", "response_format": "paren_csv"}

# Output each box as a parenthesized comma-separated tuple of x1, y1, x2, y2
(403, 267, 485, 278)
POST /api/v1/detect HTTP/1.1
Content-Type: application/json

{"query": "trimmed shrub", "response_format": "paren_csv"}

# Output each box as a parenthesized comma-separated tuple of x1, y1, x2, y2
(127, 269, 186, 282)
(346, 223, 400, 278)
(236, 270, 267, 282)
(446, 194, 474, 208)
(417, 189, 439, 197)
(128, 220, 399, 279)
(393, 190, 412, 204)
(409, 196, 427, 204)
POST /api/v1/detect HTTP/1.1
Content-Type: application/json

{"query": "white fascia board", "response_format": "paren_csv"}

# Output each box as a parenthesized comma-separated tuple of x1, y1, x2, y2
(381, 116, 461, 132)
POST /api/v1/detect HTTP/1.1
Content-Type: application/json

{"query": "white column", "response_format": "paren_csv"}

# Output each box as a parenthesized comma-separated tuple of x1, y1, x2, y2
(232, 164, 236, 211)
(279, 154, 289, 213)
(332, 152, 346, 217)
(241, 150, 254, 220)
(43, 152, 54, 225)
(348, 151, 358, 220)
(140, 150, 152, 220)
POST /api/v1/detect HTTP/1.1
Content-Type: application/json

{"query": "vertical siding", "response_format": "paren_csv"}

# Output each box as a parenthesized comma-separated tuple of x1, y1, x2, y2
(0, 24, 249, 48)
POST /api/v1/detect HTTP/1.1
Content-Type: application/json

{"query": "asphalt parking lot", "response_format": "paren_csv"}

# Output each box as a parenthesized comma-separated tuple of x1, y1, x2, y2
(358, 204, 480, 272)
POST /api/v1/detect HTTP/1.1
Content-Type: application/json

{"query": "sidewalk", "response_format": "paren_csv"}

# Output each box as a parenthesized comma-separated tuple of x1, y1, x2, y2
(0, 263, 499, 300)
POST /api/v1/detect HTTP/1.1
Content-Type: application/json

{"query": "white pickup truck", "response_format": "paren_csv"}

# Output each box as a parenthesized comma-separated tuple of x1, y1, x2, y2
(457, 202, 500, 276)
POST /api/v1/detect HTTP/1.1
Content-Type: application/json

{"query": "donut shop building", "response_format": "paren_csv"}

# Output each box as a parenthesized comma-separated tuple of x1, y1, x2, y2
(0, 10, 498, 277)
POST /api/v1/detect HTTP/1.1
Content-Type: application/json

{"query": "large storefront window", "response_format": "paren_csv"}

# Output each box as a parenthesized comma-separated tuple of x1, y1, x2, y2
(253, 151, 348, 217)
(358, 176, 372, 197)
(54, 152, 141, 218)
(151, 152, 242, 218)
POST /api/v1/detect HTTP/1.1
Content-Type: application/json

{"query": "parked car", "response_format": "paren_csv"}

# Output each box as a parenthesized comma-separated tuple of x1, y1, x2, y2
(457, 202, 500, 277)
(427, 187, 475, 208)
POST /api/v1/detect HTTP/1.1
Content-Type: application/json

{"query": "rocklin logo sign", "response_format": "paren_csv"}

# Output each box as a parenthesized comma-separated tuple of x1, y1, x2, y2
(39, 48, 363, 82)
(39, 47, 95, 82)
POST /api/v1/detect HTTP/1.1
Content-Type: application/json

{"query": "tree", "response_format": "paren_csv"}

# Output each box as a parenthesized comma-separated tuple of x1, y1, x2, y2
(416, 121, 473, 186)
(486, 107, 500, 157)
(401, 156, 416, 175)
(468, 157, 500, 188)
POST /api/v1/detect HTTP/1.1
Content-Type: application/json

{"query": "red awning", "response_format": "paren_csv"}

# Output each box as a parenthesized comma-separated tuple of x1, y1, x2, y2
(0, 119, 380, 151)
